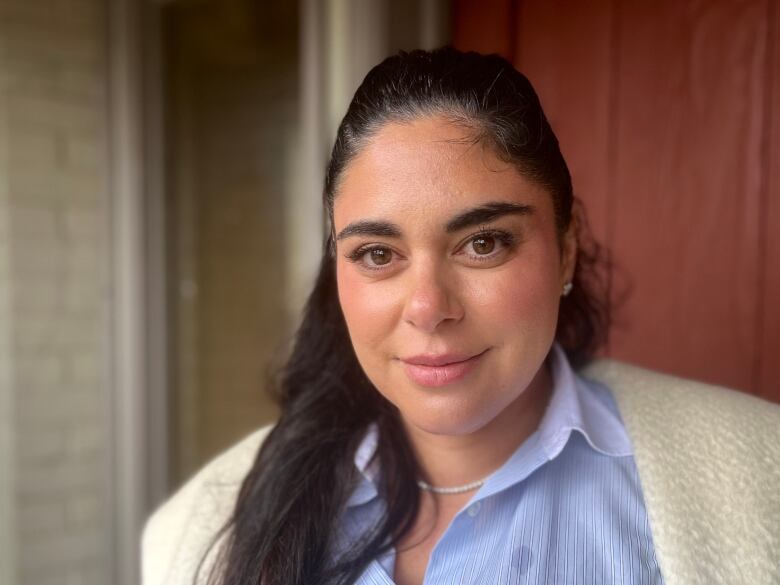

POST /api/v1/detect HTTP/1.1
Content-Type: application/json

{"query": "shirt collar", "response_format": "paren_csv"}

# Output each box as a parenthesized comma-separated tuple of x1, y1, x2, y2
(537, 343, 632, 460)
(346, 423, 381, 507)
(346, 343, 632, 508)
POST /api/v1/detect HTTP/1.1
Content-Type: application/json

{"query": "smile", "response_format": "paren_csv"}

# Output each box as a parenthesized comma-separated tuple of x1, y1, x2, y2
(400, 349, 489, 388)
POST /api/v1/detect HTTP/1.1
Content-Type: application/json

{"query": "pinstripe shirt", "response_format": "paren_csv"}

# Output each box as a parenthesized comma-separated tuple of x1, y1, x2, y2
(339, 344, 666, 584)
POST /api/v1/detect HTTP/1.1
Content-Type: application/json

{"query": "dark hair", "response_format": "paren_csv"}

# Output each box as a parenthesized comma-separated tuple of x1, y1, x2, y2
(205, 47, 611, 585)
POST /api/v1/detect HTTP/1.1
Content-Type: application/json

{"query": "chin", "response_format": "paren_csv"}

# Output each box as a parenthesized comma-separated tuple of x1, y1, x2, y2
(402, 403, 499, 437)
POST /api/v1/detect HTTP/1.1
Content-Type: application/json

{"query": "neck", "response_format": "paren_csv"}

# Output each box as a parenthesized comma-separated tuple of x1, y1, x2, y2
(403, 360, 553, 490)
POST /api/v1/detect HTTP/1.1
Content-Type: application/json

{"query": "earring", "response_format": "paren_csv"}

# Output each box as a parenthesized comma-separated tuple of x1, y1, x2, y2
(562, 282, 573, 297)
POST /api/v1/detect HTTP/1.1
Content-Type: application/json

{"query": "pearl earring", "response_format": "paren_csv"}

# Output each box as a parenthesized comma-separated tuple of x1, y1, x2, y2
(562, 282, 573, 297)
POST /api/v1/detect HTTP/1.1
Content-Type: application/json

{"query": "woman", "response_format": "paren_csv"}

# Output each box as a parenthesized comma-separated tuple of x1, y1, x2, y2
(143, 48, 780, 585)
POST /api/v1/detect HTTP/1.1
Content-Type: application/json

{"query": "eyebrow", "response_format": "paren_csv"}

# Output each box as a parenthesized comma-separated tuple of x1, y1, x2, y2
(335, 220, 402, 241)
(444, 201, 534, 232)
(335, 201, 535, 241)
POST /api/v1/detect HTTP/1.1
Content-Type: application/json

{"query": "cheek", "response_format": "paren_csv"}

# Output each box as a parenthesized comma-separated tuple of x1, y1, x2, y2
(336, 263, 399, 349)
(466, 249, 562, 338)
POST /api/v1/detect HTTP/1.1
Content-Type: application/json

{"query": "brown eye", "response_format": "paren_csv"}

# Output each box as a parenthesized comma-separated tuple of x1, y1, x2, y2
(369, 248, 392, 265)
(471, 236, 495, 255)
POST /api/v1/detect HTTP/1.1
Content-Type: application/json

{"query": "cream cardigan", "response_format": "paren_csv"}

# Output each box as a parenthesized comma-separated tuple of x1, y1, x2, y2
(142, 360, 780, 585)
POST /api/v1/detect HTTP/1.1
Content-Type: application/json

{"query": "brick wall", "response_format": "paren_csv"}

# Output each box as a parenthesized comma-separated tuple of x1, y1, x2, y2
(0, 1, 110, 583)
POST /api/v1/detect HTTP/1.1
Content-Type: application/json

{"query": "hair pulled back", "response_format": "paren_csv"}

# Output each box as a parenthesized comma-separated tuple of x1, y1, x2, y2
(205, 47, 611, 585)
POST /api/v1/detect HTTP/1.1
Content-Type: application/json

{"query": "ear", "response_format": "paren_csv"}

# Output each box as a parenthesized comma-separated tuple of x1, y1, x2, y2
(560, 220, 578, 286)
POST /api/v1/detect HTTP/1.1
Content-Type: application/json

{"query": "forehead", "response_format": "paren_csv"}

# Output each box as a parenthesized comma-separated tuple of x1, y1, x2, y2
(332, 116, 551, 229)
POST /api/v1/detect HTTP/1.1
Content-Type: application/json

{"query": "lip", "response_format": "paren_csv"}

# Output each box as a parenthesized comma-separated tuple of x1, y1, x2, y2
(400, 349, 489, 387)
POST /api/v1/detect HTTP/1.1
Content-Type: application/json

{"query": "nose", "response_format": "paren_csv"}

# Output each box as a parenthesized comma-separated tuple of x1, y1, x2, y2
(401, 265, 464, 333)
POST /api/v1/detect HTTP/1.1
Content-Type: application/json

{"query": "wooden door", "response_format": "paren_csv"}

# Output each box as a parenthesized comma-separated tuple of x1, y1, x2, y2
(452, 0, 780, 403)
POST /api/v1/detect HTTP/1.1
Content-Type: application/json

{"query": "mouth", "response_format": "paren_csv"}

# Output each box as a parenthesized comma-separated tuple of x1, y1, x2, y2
(400, 349, 490, 388)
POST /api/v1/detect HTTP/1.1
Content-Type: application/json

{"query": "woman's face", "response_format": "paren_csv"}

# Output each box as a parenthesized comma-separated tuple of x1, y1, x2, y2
(334, 116, 576, 437)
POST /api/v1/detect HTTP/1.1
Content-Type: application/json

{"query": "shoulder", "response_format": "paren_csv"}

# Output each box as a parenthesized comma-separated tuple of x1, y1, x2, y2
(581, 358, 780, 470)
(581, 359, 780, 584)
(582, 358, 780, 441)
(141, 425, 273, 585)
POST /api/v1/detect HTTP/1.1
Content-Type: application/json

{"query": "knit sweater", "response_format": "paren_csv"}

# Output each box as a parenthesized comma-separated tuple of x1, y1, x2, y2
(142, 359, 780, 585)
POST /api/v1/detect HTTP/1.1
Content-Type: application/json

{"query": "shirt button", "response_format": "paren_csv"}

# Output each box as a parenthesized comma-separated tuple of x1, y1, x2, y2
(467, 501, 481, 517)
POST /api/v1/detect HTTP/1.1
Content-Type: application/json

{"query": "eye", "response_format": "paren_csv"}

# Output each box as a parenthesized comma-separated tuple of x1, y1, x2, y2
(366, 247, 392, 266)
(459, 230, 517, 263)
(345, 244, 396, 271)
(470, 236, 496, 255)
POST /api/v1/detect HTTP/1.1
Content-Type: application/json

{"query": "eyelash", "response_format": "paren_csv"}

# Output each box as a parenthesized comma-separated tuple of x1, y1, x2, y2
(344, 229, 518, 272)
(345, 245, 391, 272)
(463, 229, 517, 262)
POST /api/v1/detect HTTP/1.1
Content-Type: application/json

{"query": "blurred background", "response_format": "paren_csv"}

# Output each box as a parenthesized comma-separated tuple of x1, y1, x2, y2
(0, 0, 777, 583)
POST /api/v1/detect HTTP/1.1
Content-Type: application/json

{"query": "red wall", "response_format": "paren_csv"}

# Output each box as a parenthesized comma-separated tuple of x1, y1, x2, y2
(452, 0, 780, 403)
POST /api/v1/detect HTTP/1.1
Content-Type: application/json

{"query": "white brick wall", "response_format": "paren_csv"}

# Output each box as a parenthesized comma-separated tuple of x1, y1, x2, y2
(0, 0, 110, 583)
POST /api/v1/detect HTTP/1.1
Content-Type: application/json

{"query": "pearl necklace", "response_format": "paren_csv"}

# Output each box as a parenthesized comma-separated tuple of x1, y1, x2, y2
(417, 477, 488, 495)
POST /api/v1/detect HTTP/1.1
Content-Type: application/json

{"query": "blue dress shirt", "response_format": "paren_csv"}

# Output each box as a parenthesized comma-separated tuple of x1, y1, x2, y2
(337, 344, 666, 584)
